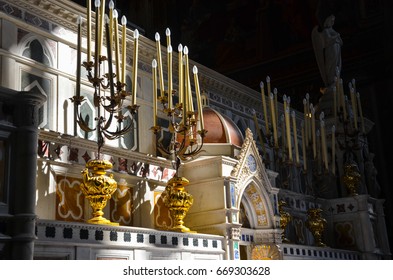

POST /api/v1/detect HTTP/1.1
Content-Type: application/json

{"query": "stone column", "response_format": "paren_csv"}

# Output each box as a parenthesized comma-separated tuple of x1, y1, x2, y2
(10, 91, 46, 259)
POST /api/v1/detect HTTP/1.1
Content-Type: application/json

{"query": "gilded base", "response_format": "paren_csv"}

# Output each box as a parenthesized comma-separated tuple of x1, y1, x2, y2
(80, 159, 118, 226)
(163, 176, 195, 233)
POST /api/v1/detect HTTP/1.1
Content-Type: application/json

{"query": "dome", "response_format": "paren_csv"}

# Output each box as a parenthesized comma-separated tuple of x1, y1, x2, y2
(202, 107, 244, 147)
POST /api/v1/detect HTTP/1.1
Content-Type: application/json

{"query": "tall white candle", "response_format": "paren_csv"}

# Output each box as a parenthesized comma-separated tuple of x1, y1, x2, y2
(285, 107, 292, 161)
(260, 81, 269, 136)
(87, 0, 92, 61)
(292, 110, 299, 164)
(132, 29, 139, 105)
(152, 59, 157, 127)
(301, 121, 307, 171)
(311, 104, 316, 159)
(270, 92, 278, 147)
(113, 9, 121, 82)
(121, 16, 127, 84)
(167, 45, 173, 110)
(178, 44, 183, 105)
(155, 32, 165, 98)
(193, 65, 203, 131)
(166, 28, 171, 48)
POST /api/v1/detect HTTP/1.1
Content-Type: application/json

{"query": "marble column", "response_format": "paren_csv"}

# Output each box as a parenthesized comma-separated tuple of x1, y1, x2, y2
(10, 90, 46, 259)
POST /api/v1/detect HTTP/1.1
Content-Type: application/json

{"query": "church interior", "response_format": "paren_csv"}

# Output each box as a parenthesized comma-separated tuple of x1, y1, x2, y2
(0, 0, 392, 260)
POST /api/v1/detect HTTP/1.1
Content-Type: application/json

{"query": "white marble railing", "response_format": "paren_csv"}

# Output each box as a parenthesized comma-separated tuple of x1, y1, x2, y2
(280, 243, 361, 260)
(34, 219, 225, 260)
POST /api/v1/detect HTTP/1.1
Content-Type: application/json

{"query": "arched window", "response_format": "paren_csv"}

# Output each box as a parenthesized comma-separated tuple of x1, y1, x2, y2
(22, 39, 52, 66)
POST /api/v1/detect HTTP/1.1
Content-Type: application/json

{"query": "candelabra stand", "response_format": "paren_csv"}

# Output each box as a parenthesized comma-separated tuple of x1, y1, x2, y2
(151, 91, 207, 232)
(70, 5, 139, 225)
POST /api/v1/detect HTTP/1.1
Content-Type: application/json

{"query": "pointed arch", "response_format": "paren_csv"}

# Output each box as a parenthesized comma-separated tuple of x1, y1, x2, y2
(18, 34, 55, 67)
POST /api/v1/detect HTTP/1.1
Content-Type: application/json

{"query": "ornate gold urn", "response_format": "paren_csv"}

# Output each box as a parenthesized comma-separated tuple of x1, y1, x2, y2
(306, 208, 327, 247)
(278, 200, 291, 243)
(162, 176, 194, 233)
(80, 159, 119, 225)
(342, 162, 361, 196)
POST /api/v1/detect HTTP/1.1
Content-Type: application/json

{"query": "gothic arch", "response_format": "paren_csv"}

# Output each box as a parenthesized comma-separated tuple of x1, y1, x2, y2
(231, 128, 279, 230)
(238, 177, 274, 229)
(18, 34, 55, 67)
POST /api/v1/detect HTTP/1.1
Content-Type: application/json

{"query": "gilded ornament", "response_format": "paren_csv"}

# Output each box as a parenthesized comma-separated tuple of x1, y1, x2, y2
(342, 162, 361, 196)
(80, 159, 119, 225)
(162, 176, 194, 233)
(306, 208, 327, 247)
(278, 200, 291, 243)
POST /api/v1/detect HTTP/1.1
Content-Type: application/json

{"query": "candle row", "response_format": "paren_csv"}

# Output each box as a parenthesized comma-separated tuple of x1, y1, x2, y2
(333, 77, 365, 133)
(82, 0, 138, 102)
(152, 28, 204, 132)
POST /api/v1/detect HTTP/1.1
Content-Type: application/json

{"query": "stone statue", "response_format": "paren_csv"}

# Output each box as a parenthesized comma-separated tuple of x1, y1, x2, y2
(312, 14, 343, 90)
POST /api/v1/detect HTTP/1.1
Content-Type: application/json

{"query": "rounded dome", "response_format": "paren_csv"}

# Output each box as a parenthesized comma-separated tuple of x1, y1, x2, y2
(202, 107, 244, 147)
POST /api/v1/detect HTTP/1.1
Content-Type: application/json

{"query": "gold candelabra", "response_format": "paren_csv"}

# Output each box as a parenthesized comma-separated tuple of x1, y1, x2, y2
(151, 29, 207, 232)
(71, 0, 139, 225)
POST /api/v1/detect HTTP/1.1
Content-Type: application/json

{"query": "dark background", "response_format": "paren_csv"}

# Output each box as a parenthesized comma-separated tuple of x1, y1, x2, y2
(72, 0, 393, 253)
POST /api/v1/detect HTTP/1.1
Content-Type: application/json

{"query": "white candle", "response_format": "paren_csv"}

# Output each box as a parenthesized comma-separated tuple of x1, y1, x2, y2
(285, 107, 292, 161)
(274, 88, 278, 124)
(301, 121, 307, 171)
(108, 1, 114, 49)
(121, 15, 127, 84)
(178, 44, 183, 105)
(113, 9, 121, 82)
(132, 29, 139, 105)
(76, 16, 82, 99)
(87, 0, 92, 61)
(155, 32, 165, 98)
(152, 59, 157, 127)
(98, 0, 106, 57)
(193, 65, 203, 131)
(104, 15, 114, 98)
(270, 92, 278, 147)
(303, 98, 309, 147)
(260, 81, 269, 136)
(94, 0, 100, 79)
(183, 46, 193, 113)
(292, 110, 299, 164)
(166, 28, 171, 47)
(311, 104, 316, 159)
(167, 44, 173, 110)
